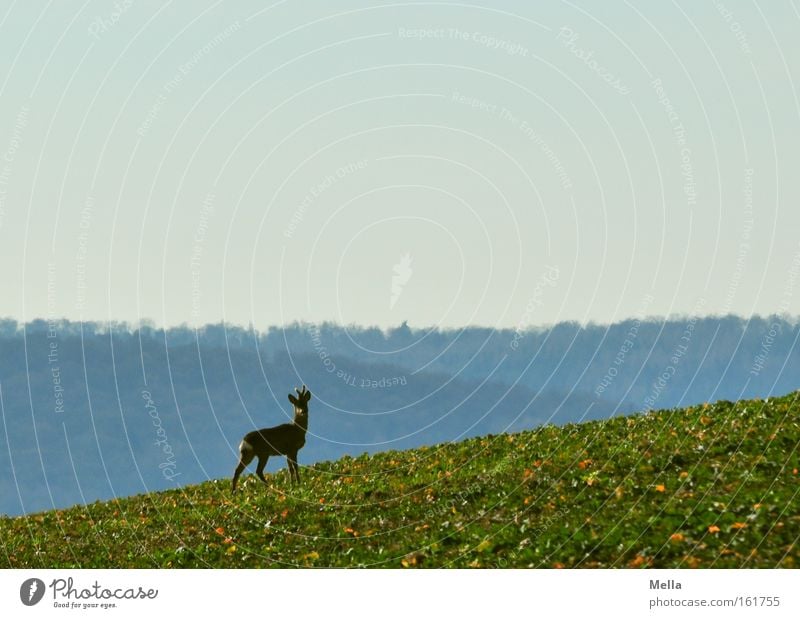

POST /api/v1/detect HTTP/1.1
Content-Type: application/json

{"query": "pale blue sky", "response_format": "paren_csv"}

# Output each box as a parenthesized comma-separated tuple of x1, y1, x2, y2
(1, 1, 798, 329)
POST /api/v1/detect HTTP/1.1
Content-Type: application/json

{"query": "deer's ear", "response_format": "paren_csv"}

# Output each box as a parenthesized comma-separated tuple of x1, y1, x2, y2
(288, 394, 299, 406)
(304, 390, 312, 403)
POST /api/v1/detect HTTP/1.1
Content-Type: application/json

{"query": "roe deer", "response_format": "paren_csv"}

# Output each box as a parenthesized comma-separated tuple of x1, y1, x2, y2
(231, 385, 311, 493)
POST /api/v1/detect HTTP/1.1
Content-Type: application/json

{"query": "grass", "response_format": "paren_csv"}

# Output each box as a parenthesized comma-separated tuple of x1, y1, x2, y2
(2, 392, 798, 568)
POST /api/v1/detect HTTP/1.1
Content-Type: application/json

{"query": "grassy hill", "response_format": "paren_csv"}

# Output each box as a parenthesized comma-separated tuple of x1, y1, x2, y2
(2, 392, 798, 568)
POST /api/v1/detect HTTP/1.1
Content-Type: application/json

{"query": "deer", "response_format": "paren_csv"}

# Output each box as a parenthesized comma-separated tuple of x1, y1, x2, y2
(231, 385, 311, 493)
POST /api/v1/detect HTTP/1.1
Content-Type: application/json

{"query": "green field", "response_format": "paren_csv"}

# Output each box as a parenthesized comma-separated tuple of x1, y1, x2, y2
(2, 392, 798, 568)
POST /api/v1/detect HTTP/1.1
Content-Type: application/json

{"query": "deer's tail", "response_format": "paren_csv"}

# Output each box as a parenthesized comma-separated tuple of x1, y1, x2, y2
(239, 438, 255, 458)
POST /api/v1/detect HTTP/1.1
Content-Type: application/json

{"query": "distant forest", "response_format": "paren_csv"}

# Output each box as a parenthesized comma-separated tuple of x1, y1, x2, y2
(0, 314, 797, 515)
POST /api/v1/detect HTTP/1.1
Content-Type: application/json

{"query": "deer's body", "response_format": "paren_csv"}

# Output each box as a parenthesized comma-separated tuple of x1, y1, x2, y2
(232, 386, 311, 492)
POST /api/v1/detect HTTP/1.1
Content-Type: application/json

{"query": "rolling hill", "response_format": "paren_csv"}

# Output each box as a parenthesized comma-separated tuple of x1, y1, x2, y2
(2, 391, 797, 568)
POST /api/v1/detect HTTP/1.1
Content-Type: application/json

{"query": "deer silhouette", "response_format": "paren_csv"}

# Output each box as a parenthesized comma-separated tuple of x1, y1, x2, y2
(232, 385, 311, 493)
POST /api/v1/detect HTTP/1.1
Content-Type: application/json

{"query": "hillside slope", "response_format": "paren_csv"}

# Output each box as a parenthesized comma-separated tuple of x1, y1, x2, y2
(2, 391, 798, 568)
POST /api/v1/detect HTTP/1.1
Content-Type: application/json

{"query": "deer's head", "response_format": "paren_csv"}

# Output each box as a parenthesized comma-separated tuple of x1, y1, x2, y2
(288, 385, 311, 427)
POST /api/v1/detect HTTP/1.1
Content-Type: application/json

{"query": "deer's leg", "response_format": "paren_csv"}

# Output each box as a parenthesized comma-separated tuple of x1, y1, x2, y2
(232, 462, 246, 493)
(255, 455, 269, 485)
(287, 451, 300, 484)
(232, 445, 255, 493)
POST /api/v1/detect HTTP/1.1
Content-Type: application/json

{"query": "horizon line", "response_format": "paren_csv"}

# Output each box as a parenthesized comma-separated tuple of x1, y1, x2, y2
(2, 311, 799, 335)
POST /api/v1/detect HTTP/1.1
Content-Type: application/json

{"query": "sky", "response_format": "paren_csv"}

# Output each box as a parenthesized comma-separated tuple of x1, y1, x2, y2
(0, 0, 798, 330)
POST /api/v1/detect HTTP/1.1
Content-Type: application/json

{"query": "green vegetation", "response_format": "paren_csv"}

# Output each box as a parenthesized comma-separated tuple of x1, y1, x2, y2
(2, 392, 798, 568)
